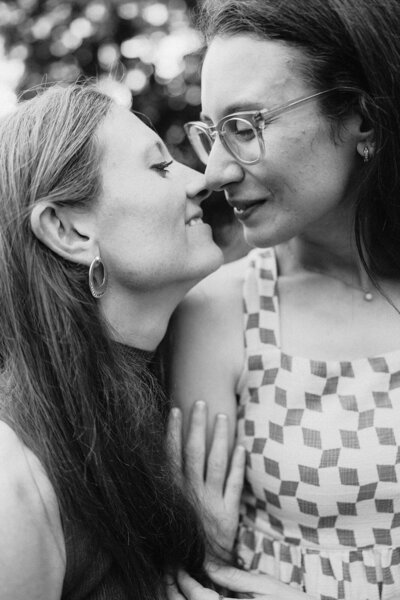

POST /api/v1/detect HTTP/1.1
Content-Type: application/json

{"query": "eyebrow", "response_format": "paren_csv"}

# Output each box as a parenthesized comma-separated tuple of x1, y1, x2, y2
(200, 102, 266, 123)
(143, 139, 166, 161)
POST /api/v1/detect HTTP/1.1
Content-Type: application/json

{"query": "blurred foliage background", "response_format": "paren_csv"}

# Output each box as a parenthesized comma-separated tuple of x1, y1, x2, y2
(0, 0, 248, 260)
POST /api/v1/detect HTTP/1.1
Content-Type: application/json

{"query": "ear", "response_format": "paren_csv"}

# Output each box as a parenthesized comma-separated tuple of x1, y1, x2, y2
(30, 201, 98, 266)
(351, 110, 376, 160)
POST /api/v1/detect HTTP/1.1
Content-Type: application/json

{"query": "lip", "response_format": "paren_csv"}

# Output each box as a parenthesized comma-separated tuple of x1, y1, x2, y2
(228, 198, 268, 221)
(185, 209, 204, 225)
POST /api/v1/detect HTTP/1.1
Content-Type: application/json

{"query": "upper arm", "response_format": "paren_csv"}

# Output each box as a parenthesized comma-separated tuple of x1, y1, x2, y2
(0, 422, 66, 600)
(169, 260, 246, 452)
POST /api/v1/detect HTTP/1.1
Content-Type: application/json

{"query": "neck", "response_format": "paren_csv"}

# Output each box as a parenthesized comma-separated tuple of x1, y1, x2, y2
(277, 218, 372, 296)
(100, 281, 193, 351)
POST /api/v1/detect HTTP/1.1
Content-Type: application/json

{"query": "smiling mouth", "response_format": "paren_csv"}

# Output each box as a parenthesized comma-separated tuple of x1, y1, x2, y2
(186, 216, 204, 227)
(229, 199, 268, 220)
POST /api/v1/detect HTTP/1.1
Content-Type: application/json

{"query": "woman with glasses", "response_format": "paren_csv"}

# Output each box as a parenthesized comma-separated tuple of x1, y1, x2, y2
(169, 0, 400, 598)
(0, 82, 233, 599)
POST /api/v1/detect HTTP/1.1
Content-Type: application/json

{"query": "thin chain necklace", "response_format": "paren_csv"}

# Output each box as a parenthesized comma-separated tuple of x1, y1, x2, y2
(304, 265, 373, 302)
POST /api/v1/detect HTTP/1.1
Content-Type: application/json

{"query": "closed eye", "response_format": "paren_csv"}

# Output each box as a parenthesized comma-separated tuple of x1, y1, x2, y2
(152, 160, 173, 174)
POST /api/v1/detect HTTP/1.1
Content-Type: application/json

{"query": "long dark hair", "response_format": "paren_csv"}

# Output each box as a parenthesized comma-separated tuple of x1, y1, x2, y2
(199, 0, 400, 280)
(0, 84, 206, 598)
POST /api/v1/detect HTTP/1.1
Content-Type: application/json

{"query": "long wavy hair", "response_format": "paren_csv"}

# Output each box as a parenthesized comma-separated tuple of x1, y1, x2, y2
(199, 0, 400, 281)
(0, 84, 206, 598)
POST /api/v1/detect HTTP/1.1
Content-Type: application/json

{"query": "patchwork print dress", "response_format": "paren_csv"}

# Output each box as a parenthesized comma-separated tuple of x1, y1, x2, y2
(236, 248, 400, 600)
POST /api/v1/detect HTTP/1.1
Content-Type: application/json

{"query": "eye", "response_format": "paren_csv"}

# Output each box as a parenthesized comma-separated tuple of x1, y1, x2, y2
(152, 160, 173, 174)
(225, 118, 256, 141)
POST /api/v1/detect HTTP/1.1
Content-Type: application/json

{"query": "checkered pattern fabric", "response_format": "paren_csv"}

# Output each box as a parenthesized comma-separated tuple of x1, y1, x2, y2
(235, 248, 400, 600)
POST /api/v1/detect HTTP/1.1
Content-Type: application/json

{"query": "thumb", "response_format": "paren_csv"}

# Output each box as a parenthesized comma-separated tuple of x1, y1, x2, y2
(206, 564, 306, 600)
(206, 563, 273, 594)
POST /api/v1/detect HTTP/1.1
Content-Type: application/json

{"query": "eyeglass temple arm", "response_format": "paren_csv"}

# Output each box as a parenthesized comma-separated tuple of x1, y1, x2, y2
(244, 86, 363, 123)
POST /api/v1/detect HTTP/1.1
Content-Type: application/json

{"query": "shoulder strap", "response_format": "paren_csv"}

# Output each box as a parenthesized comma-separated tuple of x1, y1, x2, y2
(242, 248, 280, 353)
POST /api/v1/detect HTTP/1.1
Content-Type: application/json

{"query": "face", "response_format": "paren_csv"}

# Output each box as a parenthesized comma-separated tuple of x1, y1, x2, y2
(94, 106, 223, 293)
(201, 35, 364, 248)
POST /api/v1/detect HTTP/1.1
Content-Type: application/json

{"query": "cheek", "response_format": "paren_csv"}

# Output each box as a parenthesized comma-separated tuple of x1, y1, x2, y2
(97, 176, 186, 260)
(278, 129, 344, 187)
(258, 127, 355, 213)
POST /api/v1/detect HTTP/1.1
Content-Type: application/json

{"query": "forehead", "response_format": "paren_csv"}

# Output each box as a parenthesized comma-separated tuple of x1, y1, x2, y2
(201, 35, 309, 119)
(96, 105, 160, 166)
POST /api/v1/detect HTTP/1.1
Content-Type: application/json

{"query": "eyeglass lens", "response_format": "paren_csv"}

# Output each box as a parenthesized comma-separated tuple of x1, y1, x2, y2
(187, 118, 261, 165)
(223, 118, 260, 163)
(187, 127, 213, 165)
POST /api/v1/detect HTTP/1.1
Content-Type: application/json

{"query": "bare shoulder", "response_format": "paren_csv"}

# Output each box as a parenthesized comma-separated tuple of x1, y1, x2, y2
(177, 254, 249, 322)
(0, 421, 58, 516)
(172, 255, 250, 364)
(170, 255, 250, 430)
(0, 420, 66, 599)
(193, 253, 248, 297)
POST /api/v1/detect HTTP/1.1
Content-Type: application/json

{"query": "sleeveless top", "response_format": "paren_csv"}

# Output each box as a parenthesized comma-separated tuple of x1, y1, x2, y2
(235, 248, 400, 600)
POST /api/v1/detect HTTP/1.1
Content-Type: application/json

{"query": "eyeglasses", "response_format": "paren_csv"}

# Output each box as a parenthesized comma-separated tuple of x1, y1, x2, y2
(184, 87, 360, 165)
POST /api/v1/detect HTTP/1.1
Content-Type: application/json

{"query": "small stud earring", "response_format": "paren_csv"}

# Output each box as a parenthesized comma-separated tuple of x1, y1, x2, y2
(88, 256, 107, 298)
(363, 146, 370, 163)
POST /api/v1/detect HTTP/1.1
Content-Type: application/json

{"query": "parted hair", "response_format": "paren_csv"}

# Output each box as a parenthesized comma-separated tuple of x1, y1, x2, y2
(0, 84, 206, 598)
(199, 0, 400, 280)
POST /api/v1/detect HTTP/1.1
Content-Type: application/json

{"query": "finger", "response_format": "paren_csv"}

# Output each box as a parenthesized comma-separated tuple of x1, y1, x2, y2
(206, 413, 229, 494)
(165, 573, 186, 600)
(184, 401, 207, 486)
(206, 563, 275, 595)
(223, 445, 246, 513)
(206, 413, 229, 492)
(167, 408, 183, 474)
(177, 570, 221, 600)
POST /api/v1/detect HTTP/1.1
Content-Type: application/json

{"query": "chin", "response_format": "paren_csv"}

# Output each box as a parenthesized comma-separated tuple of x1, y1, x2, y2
(201, 246, 224, 275)
(188, 246, 224, 284)
(243, 226, 287, 249)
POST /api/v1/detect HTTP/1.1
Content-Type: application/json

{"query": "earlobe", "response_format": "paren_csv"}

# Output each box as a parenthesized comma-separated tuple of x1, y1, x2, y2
(353, 110, 375, 161)
(30, 201, 97, 266)
(356, 138, 375, 162)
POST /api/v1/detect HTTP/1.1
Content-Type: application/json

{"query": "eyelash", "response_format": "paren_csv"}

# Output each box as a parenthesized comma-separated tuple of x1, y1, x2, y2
(152, 160, 173, 173)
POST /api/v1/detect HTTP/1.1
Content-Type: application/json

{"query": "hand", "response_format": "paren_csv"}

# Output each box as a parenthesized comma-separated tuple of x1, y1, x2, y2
(167, 401, 246, 557)
(207, 563, 312, 599)
(165, 571, 221, 600)
(166, 569, 311, 600)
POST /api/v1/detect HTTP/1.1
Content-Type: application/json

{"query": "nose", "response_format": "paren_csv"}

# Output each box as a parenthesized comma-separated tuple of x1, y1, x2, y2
(185, 167, 211, 204)
(204, 137, 244, 192)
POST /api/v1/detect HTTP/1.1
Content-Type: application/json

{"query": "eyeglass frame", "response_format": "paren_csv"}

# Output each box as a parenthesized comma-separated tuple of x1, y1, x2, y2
(184, 86, 362, 165)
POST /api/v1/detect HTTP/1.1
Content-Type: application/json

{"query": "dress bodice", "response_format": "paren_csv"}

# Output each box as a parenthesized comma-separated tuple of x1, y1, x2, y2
(236, 248, 400, 600)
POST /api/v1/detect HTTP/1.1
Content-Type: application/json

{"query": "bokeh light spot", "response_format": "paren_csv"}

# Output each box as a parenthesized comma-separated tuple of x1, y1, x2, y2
(70, 18, 93, 39)
(98, 43, 120, 68)
(0, 85, 17, 117)
(125, 68, 148, 94)
(31, 16, 53, 40)
(166, 124, 185, 145)
(48, 60, 80, 81)
(121, 35, 153, 63)
(142, 3, 169, 27)
(84, 1, 108, 22)
(185, 84, 201, 106)
(117, 3, 139, 20)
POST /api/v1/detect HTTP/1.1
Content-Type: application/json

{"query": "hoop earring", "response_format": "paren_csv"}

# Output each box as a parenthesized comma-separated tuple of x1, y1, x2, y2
(363, 146, 370, 163)
(88, 256, 107, 298)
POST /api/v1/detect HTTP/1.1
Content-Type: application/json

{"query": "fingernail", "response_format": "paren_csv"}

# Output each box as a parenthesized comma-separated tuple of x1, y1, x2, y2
(195, 400, 206, 410)
(217, 413, 228, 421)
(171, 407, 181, 418)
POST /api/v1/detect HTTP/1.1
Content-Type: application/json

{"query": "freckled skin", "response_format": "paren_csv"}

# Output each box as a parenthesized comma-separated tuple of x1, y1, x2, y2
(94, 106, 222, 291)
(201, 35, 363, 248)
